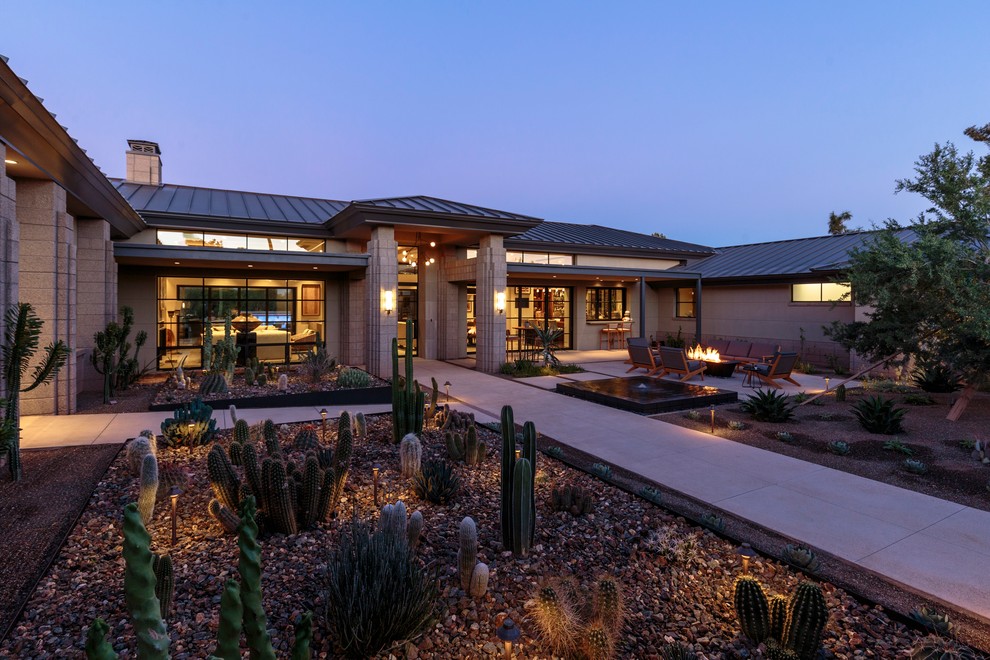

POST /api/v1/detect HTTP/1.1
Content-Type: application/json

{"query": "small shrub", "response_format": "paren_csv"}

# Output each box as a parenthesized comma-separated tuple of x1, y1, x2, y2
(740, 389, 795, 423)
(301, 344, 336, 383)
(337, 367, 372, 389)
(324, 520, 439, 657)
(852, 395, 906, 434)
(728, 420, 746, 430)
(959, 438, 977, 451)
(827, 440, 850, 456)
(911, 359, 962, 394)
(903, 459, 928, 475)
(591, 463, 612, 479)
(411, 460, 460, 504)
(794, 361, 817, 374)
(685, 410, 703, 421)
(792, 392, 810, 404)
(902, 393, 936, 406)
(883, 439, 914, 456)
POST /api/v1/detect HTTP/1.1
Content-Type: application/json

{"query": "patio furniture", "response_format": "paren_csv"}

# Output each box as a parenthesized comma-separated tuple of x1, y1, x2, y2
(701, 360, 740, 378)
(625, 337, 662, 375)
(599, 323, 615, 349)
(613, 322, 631, 349)
(741, 352, 800, 388)
(658, 346, 707, 382)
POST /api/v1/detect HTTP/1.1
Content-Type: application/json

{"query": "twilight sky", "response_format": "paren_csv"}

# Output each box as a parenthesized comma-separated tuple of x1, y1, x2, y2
(3, 1, 989, 246)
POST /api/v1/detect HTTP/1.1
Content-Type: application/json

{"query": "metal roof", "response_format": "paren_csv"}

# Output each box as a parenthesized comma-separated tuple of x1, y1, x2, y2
(352, 195, 541, 221)
(112, 180, 349, 225)
(509, 221, 714, 255)
(677, 229, 919, 280)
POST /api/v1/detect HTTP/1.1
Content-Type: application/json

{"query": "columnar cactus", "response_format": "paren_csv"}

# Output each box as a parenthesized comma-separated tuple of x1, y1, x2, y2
(208, 444, 241, 513)
(511, 458, 533, 557)
(229, 404, 238, 425)
(152, 554, 174, 619)
(127, 435, 155, 476)
(400, 433, 422, 477)
(293, 424, 319, 452)
(583, 625, 614, 659)
(327, 411, 353, 515)
(209, 498, 241, 534)
(458, 517, 489, 598)
(391, 321, 425, 443)
(426, 376, 440, 424)
(234, 417, 250, 443)
(734, 575, 771, 644)
(237, 497, 276, 660)
(354, 411, 366, 440)
(499, 405, 537, 556)
(84, 619, 117, 660)
(445, 417, 485, 466)
(138, 453, 159, 524)
(595, 576, 625, 636)
(768, 594, 788, 641)
(214, 579, 243, 659)
(782, 581, 828, 660)
(300, 455, 323, 528)
(277, 373, 288, 392)
(121, 503, 170, 659)
(264, 458, 298, 535)
(407, 510, 425, 551)
(530, 583, 581, 656)
(379, 500, 408, 539)
(551, 484, 595, 516)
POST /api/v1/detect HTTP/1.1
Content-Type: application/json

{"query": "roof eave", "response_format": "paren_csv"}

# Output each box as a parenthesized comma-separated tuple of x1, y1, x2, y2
(327, 204, 542, 239)
(0, 61, 145, 237)
(505, 238, 714, 260)
(136, 212, 331, 237)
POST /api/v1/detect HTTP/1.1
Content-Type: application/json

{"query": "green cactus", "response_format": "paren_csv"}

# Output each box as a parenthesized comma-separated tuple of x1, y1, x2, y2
(208, 498, 241, 534)
(768, 594, 789, 641)
(138, 453, 159, 524)
(458, 516, 479, 592)
(499, 405, 538, 556)
(152, 553, 174, 619)
(408, 510, 424, 551)
(245, 367, 256, 386)
(256, 372, 268, 386)
(327, 411, 353, 516)
(530, 583, 581, 657)
(293, 424, 319, 452)
(208, 444, 241, 513)
(237, 497, 276, 660)
(658, 643, 696, 660)
(551, 484, 595, 516)
(300, 454, 323, 528)
(127, 435, 156, 476)
(444, 414, 485, 466)
(213, 579, 243, 660)
(121, 503, 170, 659)
(426, 376, 440, 424)
(595, 576, 625, 636)
(782, 581, 829, 660)
(511, 457, 533, 557)
(583, 625, 614, 659)
(264, 458, 298, 535)
(354, 411, 366, 440)
(84, 619, 118, 660)
(734, 575, 771, 644)
(378, 500, 408, 539)
(263, 418, 277, 443)
(290, 611, 313, 660)
(400, 433, 422, 477)
(835, 384, 846, 402)
(234, 418, 250, 444)
(391, 322, 425, 443)
(200, 371, 229, 395)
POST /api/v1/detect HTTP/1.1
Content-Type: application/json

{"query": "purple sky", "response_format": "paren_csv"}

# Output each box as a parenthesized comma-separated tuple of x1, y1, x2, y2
(4, 2, 989, 246)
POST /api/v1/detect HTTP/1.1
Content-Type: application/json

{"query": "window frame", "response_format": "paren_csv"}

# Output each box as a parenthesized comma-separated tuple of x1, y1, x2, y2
(790, 282, 852, 303)
(674, 287, 696, 319)
(585, 287, 627, 322)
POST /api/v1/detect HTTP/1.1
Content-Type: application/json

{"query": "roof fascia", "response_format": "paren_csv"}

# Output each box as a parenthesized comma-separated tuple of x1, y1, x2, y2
(0, 62, 145, 237)
(505, 238, 714, 260)
(508, 263, 702, 280)
(138, 213, 331, 238)
(327, 204, 542, 238)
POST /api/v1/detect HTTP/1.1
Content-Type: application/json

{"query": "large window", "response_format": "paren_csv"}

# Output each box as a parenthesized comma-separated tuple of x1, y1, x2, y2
(506, 286, 573, 352)
(586, 287, 626, 321)
(675, 287, 696, 318)
(791, 282, 851, 303)
(157, 230, 325, 252)
(157, 277, 325, 370)
(506, 251, 573, 265)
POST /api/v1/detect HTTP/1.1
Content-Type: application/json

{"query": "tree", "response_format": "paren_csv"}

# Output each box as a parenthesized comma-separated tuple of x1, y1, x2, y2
(826, 125, 990, 418)
(827, 211, 853, 235)
(2, 303, 69, 480)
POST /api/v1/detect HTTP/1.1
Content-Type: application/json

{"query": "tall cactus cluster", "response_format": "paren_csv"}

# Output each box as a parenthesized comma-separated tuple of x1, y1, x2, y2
(391, 321, 424, 444)
(443, 409, 485, 466)
(499, 405, 536, 557)
(208, 413, 353, 534)
(377, 500, 425, 551)
(733, 576, 829, 660)
(528, 575, 627, 658)
(200, 312, 239, 395)
(160, 398, 217, 448)
(85, 498, 312, 659)
(457, 516, 489, 598)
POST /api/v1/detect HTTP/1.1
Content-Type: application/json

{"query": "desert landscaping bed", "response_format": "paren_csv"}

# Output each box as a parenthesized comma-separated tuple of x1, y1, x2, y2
(660, 385, 990, 513)
(0, 412, 945, 658)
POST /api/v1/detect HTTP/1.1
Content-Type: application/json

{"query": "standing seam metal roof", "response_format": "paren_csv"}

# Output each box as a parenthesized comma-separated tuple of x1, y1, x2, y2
(353, 195, 542, 221)
(676, 229, 919, 279)
(510, 221, 714, 254)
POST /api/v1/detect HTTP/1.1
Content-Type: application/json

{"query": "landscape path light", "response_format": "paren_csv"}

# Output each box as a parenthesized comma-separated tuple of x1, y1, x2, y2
(444, 380, 451, 402)
(496, 617, 521, 658)
(320, 408, 328, 442)
(737, 542, 756, 574)
(710, 404, 715, 434)
(169, 486, 181, 546)
(373, 463, 381, 506)
(825, 377, 831, 392)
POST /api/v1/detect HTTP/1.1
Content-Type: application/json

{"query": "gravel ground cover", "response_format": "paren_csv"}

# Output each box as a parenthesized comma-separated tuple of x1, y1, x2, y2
(0, 445, 123, 642)
(660, 386, 990, 512)
(1, 411, 948, 659)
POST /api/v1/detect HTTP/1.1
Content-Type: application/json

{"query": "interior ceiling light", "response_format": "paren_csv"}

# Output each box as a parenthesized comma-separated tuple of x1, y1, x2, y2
(247, 264, 253, 268)
(173, 261, 180, 265)
(429, 241, 436, 248)
(4, 159, 17, 165)
(313, 266, 318, 270)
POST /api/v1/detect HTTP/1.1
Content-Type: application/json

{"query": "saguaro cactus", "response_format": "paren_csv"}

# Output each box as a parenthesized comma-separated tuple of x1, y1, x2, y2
(499, 405, 537, 556)
(2, 302, 69, 481)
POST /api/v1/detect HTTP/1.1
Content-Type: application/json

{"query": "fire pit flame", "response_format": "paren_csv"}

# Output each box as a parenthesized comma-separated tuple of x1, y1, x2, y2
(687, 344, 720, 362)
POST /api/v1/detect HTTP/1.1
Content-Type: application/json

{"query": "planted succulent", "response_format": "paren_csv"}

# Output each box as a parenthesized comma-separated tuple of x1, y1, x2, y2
(292, 424, 320, 452)
(591, 462, 612, 479)
(412, 459, 460, 504)
(638, 486, 663, 505)
(909, 634, 978, 659)
(443, 410, 485, 466)
(834, 384, 846, 402)
(775, 431, 795, 443)
(733, 579, 829, 660)
(457, 516, 489, 598)
(545, 445, 564, 459)
(816, 412, 836, 421)
(338, 366, 372, 388)
(551, 483, 595, 516)
(527, 576, 626, 659)
(903, 459, 928, 475)
(741, 389, 795, 423)
(911, 358, 962, 394)
(910, 607, 953, 635)
(883, 439, 914, 456)
(728, 420, 747, 430)
(639, 525, 696, 564)
(826, 440, 851, 456)
(160, 398, 218, 448)
(686, 410, 703, 421)
(658, 642, 697, 660)
(959, 438, 977, 451)
(701, 512, 726, 533)
(782, 544, 821, 573)
(853, 395, 906, 434)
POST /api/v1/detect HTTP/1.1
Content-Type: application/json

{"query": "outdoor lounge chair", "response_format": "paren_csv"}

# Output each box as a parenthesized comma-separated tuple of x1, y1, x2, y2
(625, 337, 662, 375)
(657, 346, 707, 382)
(741, 352, 800, 388)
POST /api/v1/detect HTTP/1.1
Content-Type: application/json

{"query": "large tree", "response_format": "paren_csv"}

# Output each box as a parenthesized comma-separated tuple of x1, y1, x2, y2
(826, 124, 990, 414)
(827, 210, 853, 235)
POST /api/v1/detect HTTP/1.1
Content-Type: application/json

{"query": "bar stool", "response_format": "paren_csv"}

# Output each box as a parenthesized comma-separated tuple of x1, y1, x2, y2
(599, 323, 614, 349)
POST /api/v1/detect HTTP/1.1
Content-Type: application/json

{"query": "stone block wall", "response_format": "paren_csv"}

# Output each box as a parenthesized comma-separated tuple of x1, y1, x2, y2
(0, 149, 19, 402)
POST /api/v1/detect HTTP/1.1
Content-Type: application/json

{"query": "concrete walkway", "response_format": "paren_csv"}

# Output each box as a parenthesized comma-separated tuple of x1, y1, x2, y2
(418, 359, 990, 621)
(18, 360, 988, 622)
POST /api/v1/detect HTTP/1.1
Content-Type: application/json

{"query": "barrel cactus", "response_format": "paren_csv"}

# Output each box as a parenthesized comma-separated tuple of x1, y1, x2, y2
(734, 575, 771, 644)
(400, 433, 422, 477)
(782, 581, 828, 660)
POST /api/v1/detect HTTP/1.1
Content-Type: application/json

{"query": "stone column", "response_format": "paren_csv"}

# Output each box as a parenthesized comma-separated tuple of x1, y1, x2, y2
(76, 218, 118, 393)
(436, 246, 464, 360)
(16, 180, 77, 415)
(0, 148, 19, 402)
(475, 234, 507, 373)
(417, 245, 440, 360)
(365, 226, 398, 378)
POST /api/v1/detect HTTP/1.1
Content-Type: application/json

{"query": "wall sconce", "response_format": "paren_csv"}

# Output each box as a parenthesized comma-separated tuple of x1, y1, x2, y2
(383, 290, 395, 315)
(495, 291, 506, 315)
(169, 486, 181, 546)
(496, 618, 521, 659)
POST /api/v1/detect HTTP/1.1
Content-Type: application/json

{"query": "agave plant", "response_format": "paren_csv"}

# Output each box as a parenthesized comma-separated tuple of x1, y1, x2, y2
(903, 459, 929, 475)
(852, 395, 906, 434)
(909, 635, 979, 660)
(533, 326, 563, 368)
(910, 607, 953, 635)
(411, 459, 460, 504)
(911, 357, 962, 394)
(827, 440, 851, 456)
(2, 303, 70, 481)
(740, 389, 795, 423)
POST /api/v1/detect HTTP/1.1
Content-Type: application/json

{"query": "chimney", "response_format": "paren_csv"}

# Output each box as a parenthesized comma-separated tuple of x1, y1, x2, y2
(125, 139, 162, 185)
